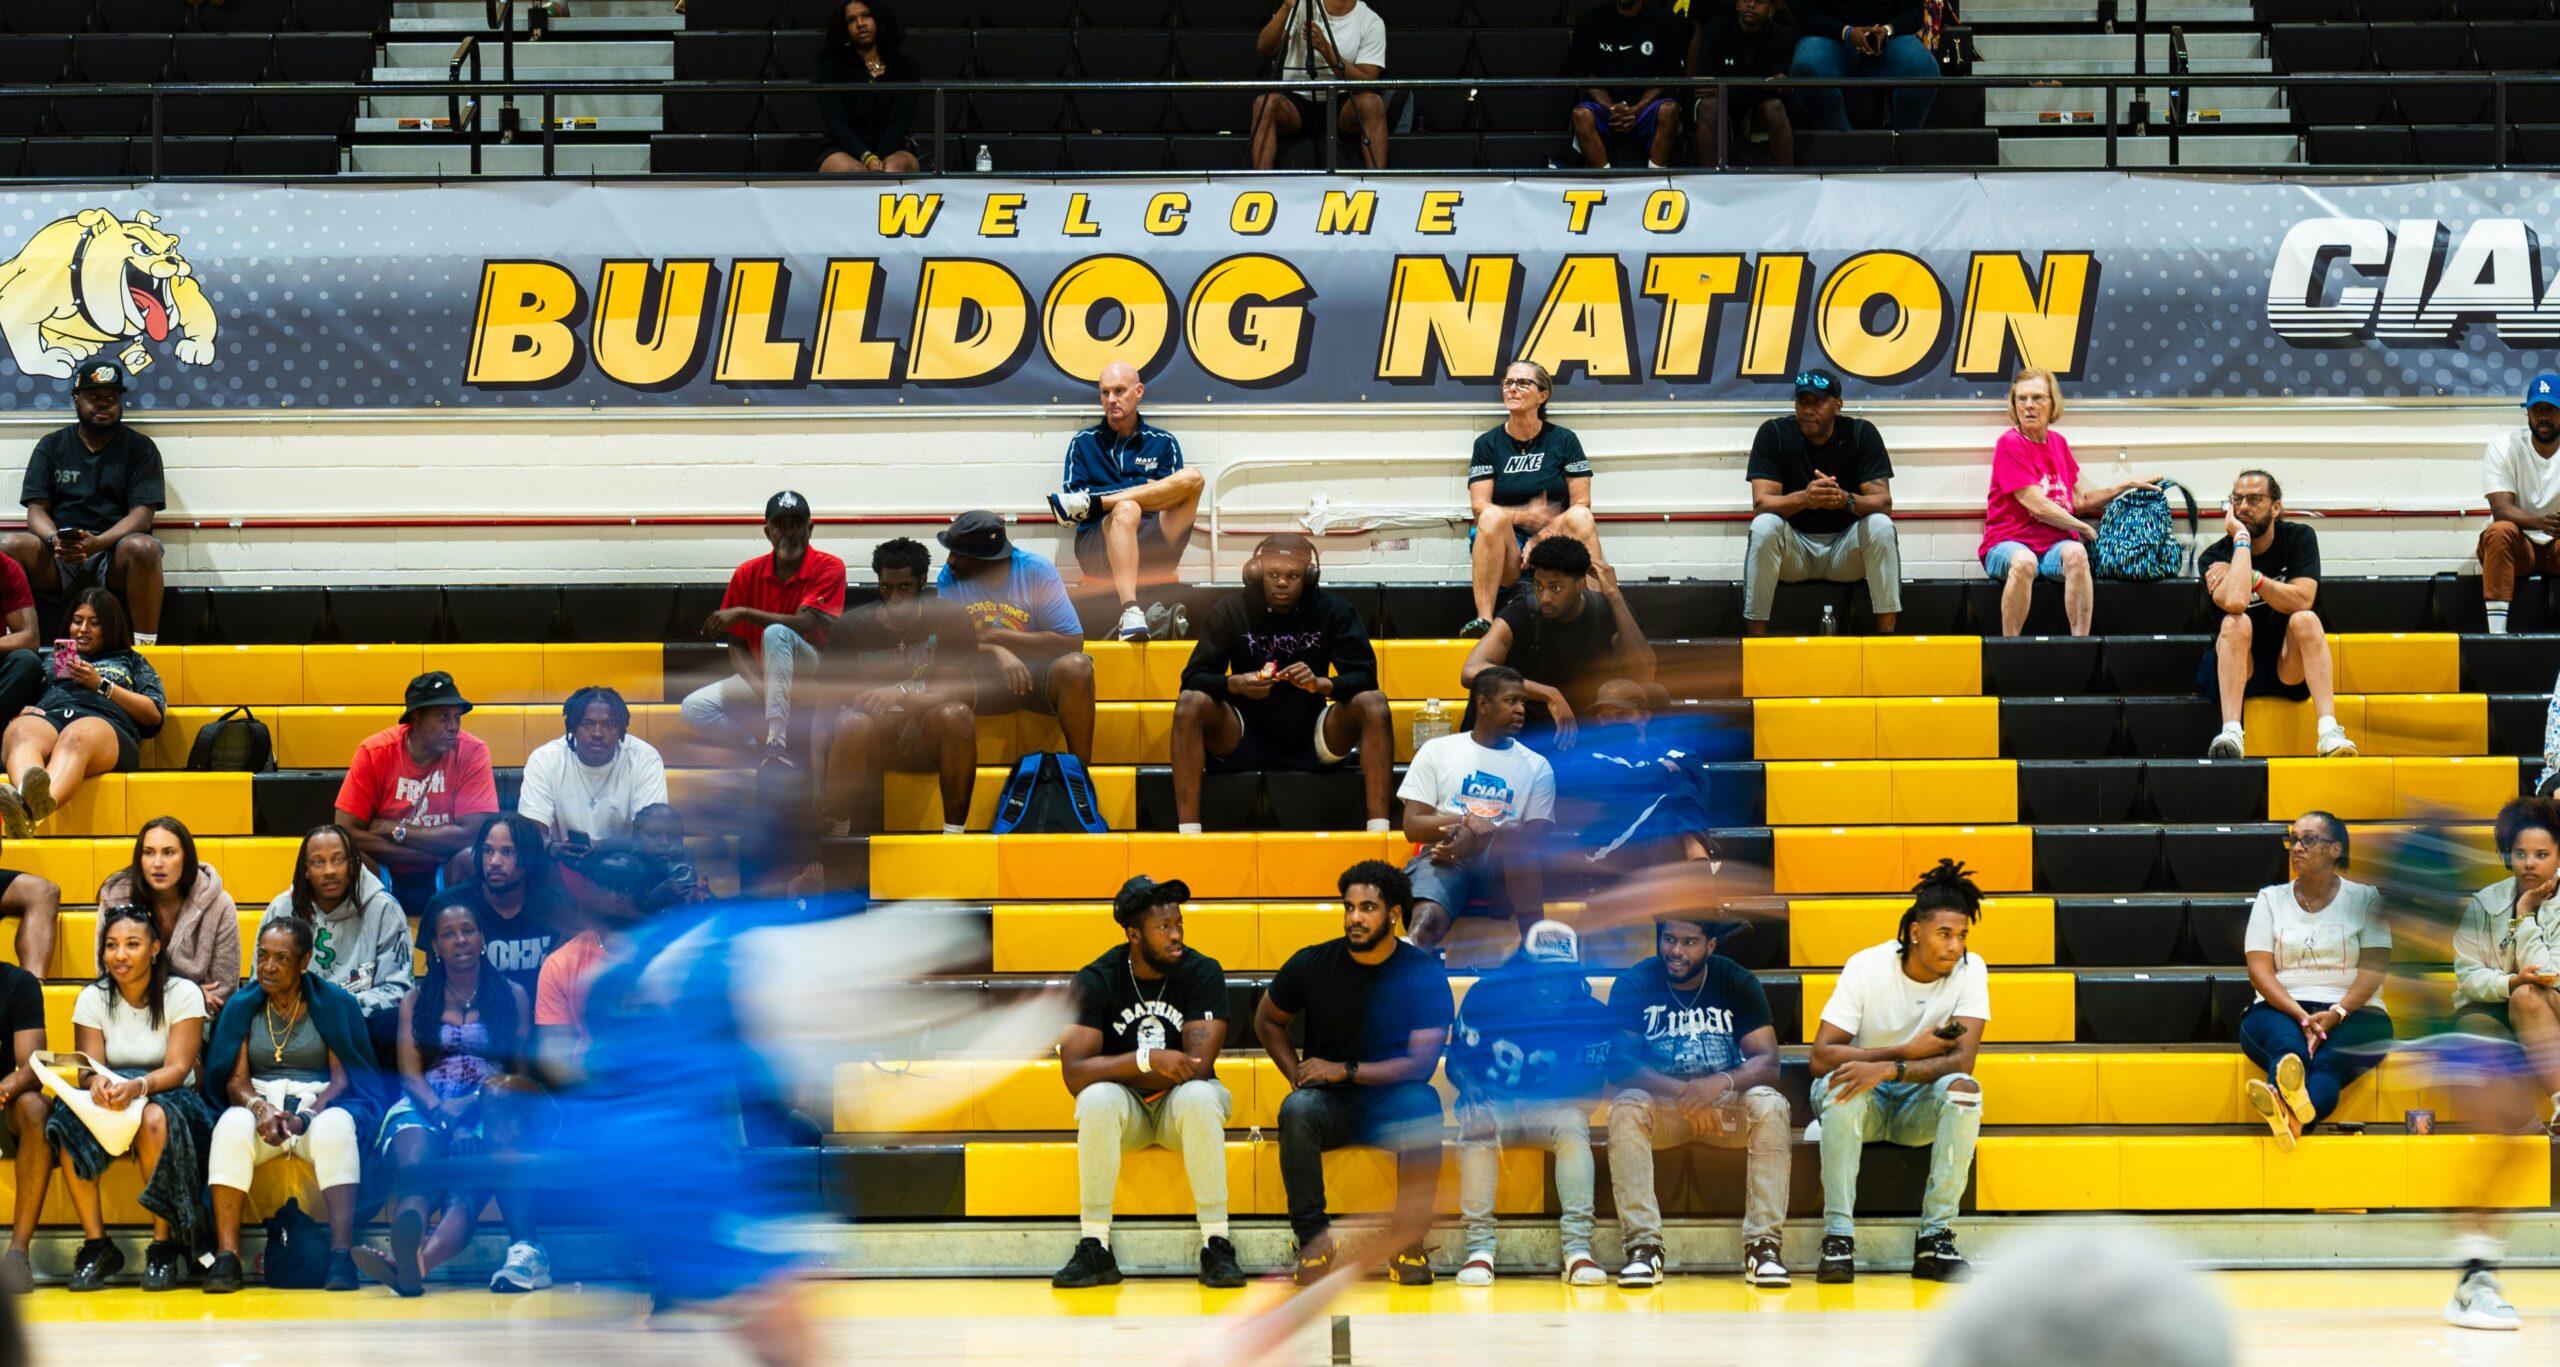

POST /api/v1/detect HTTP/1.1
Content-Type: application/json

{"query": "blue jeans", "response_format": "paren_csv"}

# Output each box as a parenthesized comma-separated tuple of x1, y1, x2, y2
(1789, 33, 1940, 131)
(2237, 1000, 2392, 1122)
(1813, 1072, 1981, 1237)
(680, 621, 819, 750)
(1982, 540, 2073, 582)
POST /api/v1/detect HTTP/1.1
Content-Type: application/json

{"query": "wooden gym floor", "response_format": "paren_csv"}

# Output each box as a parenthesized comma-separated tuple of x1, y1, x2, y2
(16, 1269, 2558, 1365)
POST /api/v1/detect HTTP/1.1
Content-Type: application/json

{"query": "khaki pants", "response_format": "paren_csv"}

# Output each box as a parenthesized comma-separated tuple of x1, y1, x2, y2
(1606, 1085, 1791, 1248)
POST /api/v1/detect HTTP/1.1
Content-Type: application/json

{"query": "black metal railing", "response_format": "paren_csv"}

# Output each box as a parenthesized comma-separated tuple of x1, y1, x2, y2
(5, 72, 2558, 180)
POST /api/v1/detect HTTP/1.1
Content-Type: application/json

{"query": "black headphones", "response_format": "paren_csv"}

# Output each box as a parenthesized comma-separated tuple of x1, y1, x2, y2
(1244, 533, 1321, 596)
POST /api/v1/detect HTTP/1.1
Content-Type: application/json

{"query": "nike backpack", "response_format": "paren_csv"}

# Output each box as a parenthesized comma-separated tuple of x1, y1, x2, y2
(988, 752, 1110, 834)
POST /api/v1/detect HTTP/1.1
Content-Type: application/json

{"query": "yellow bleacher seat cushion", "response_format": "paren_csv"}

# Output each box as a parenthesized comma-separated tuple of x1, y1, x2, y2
(1771, 827, 1900, 895)
(1786, 897, 2054, 967)
(1975, 1135, 2119, 1211)
(2389, 756, 2517, 819)
(1254, 832, 1396, 899)
(544, 643, 664, 705)
(176, 646, 304, 708)
(1861, 637, 1981, 697)
(207, 838, 301, 905)
(2333, 633, 2458, 696)
(1889, 760, 2016, 825)
(1257, 902, 1345, 968)
(46, 776, 125, 838)
(276, 706, 400, 771)
(1374, 641, 1474, 702)
(870, 835, 997, 900)
(1091, 703, 1173, 765)
(965, 1142, 1262, 1218)
(2361, 694, 2487, 758)
(1904, 826, 2032, 892)
(1742, 637, 1863, 699)
(996, 834, 1132, 901)
(2098, 1053, 2241, 1125)
(301, 645, 425, 707)
(1126, 833, 1263, 901)
(1753, 698, 1877, 761)
(1874, 697, 1998, 760)
(2265, 757, 2395, 821)
(1970, 1053, 2094, 1125)
(1765, 762, 1892, 826)
(123, 772, 252, 838)
(1797, 970, 2071, 1042)
(2242, 696, 2368, 758)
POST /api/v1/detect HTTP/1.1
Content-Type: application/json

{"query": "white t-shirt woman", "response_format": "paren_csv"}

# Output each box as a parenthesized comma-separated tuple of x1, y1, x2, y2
(71, 976, 208, 1085)
(2244, 877, 2391, 1009)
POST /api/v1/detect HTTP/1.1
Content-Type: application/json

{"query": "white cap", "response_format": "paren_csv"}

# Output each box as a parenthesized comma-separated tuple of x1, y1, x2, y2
(1521, 919, 1580, 964)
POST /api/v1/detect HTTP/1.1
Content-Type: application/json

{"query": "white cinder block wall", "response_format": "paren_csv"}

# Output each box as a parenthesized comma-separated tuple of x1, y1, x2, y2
(0, 399, 2509, 587)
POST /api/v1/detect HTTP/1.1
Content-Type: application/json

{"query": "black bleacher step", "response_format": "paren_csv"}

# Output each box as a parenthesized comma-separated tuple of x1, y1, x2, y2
(2016, 759, 2143, 821)
(253, 770, 340, 837)
(324, 586, 440, 644)
(444, 586, 560, 644)
(2142, 759, 2266, 823)
(2001, 700, 2126, 760)
(2031, 826, 2162, 894)
(2078, 972, 2214, 1043)
(1622, 582, 1737, 639)
(2464, 634, 2560, 694)
(2207, 975, 2258, 1037)
(1373, 583, 1481, 639)
(157, 588, 210, 645)
(205, 586, 326, 645)
(1966, 580, 2203, 639)
(2161, 823, 2287, 895)
(2319, 576, 2438, 634)
(816, 1143, 965, 1219)
(2053, 896, 2190, 967)
(1892, 581, 1972, 636)
(2489, 693, 2547, 758)
(2102, 636, 2211, 696)
(2119, 697, 2220, 759)
(1983, 637, 2100, 697)
(561, 584, 682, 643)
(2184, 897, 2252, 965)
(1132, 767, 1264, 832)
(664, 641, 729, 695)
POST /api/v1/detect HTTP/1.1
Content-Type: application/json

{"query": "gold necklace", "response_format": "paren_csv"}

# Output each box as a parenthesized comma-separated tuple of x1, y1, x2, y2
(264, 992, 304, 1065)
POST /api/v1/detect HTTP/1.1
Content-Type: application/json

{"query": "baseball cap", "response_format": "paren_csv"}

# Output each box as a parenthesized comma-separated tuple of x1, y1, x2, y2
(765, 490, 811, 523)
(1521, 919, 1580, 964)
(2524, 373, 2560, 410)
(72, 360, 126, 394)
(938, 510, 1012, 561)
(400, 671, 474, 724)
(1794, 367, 1843, 401)
(1112, 874, 1192, 926)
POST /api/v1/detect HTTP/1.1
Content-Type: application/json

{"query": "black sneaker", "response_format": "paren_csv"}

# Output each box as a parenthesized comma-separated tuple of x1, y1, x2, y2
(1912, 1230, 1970, 1283)
(67, 1237, 123, 1292)
(1198, 1236, 1245, 1289)
(1386, 1244, 1433, 1286)
(1817, 1234, 1856, 1284)
(1292, 1235, 1336, 1287)
(1050, 1238, 1122, 1289)
(1616, 1243, 1665, 1289)
(324, 1249, 360, 1292)
(141, 1239, 184, 1291)
(1742, 1236, 1789, 1288)
(202, 1251, 244, 1294)
(1458, 617, 1492, 638)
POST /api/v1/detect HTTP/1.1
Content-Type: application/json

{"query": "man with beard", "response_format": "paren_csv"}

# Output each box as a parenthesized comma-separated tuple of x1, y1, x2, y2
(2478, 373, 2560, 636)
(823, 538, 979, 835)
(2198, 470, 2354, 760)
(1170, 533, 1391, 834)
(1051, 876, 1243, 1290)
(335, 671, 498, 916)
(426, 813, 566, 999)
(1256, 860, 1453, 1287)
(1741, 368, 1899, 635)
(518, 685, 667, 854)
(3, 360, 165, 643)
(1606, 912, 1787, 1289)
(1458, 536, 1652, 751)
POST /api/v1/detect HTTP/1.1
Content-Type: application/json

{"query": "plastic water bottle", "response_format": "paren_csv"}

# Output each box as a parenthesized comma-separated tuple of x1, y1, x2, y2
(974, 144, 993, 173)
(1818, 605, 1838, 636)
(1412, 697, 1452, 751)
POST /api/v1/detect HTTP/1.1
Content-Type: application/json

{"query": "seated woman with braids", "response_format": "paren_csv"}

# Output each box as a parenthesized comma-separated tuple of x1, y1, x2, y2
(352, 899, 547, 1297)
(35, 904, 217, 1291)
(1806, 858, 1990, 1286)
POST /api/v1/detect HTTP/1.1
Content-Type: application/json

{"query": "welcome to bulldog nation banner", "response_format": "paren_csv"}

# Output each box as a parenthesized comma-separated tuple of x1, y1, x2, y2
(0, 173, 2551, 411)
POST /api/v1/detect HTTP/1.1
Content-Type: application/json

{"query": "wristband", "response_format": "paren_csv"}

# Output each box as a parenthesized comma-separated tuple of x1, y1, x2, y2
(1136, 1046, 1152, 1076)
(1894, 1058, 1907, 1080)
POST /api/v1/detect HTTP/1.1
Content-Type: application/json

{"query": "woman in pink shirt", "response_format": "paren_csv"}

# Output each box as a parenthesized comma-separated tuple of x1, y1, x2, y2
(1979, 369, 2160, 637)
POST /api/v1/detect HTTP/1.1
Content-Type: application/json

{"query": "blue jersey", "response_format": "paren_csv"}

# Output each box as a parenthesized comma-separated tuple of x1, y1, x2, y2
(1062, 418, 1183, 520)
(1448, 958, 1615, 1105)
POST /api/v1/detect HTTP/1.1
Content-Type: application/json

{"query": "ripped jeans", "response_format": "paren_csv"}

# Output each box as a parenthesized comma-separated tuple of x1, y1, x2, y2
(1812, 1072, 1982, 1237)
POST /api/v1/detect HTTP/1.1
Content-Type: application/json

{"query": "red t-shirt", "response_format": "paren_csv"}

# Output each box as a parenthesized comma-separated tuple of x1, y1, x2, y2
(722, 549, 848, 656)
(334, 725, 500, 829)
(0, 557, 30, 620)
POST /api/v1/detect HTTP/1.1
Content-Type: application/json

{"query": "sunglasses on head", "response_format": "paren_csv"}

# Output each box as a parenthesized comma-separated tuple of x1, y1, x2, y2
(1794, 372, 1834, 391)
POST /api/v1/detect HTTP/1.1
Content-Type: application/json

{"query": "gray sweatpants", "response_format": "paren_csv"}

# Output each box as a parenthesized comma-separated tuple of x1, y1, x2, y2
(1742, 512, 1904, 622)
(1457, 1097, 1596, 1259)
(1607, 1085, 1792, 1248)
(1076, 1078, 1232, 1232)
(680, 621, 819, 750)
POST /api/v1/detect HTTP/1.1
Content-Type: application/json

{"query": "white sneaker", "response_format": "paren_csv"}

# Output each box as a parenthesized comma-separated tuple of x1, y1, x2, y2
(1455, 1254, 1495, 1287)
(1115, 604, 1149, 642)
(490, 1241, 552, 1293)
(1742, 1237, 1789, 1287)
(1617, 1245, 1664, 1288)
(2208, 728, 2246, 759)
(1047, 491, 1092, 525)
(2316, 722, 2358, 758)
(1563, 1252, 1608, 1287)
(2446, 1268, 2522, 1331)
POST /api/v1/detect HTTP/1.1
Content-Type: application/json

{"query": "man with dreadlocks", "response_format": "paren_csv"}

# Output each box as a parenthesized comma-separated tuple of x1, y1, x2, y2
(1807, 858, 1989, 1284)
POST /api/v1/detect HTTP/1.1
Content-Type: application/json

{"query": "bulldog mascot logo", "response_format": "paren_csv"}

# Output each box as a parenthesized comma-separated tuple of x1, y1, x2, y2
(0, 208, 218, 381)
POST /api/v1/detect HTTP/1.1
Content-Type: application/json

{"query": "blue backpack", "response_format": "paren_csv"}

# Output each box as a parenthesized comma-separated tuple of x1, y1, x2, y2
(2093, 478, 2198, 581)
(987, 752, 1110, 834)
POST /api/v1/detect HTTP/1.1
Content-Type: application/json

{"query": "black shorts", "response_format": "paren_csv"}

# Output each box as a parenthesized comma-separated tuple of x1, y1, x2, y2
(1074, 513, 1195, 579)
(1209, 698, 1349, 773)
(39, 707, 139, 771)
(2195, 609, 2313, 701)
(974, 654, 1064, 717)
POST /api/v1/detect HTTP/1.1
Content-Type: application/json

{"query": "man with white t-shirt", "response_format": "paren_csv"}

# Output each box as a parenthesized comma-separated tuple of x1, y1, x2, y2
(1398, 666, 1556, 950)
(517, 686, 668, 856)
(1249, 0, 1390, 170)
(2478, 373, 2560, 635)
(1808, 859, 1989, 1285)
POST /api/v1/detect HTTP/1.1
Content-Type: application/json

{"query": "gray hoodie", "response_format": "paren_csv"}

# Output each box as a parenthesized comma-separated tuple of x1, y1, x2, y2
(258, 866, 413, 1017)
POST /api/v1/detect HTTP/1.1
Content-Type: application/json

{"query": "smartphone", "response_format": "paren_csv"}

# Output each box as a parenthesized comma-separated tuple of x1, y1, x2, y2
(1933, 1022, 1967, 1040)
(563, 828, 594, 857)
(50, 640, 77, 679)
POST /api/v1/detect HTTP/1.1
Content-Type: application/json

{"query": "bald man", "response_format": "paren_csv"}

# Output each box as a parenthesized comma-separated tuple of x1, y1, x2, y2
(1050, 362, 1207, 642)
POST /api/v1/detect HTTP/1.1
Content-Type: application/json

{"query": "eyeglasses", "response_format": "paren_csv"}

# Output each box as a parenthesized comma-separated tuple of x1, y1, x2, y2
(2232, 494, 2273, 507)
(1500, 377, 1542, 391)
(2281, 833, 2336, 849)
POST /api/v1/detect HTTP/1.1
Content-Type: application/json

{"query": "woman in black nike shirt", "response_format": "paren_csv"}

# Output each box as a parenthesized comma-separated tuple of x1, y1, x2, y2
(1463, 361, 1604, 637)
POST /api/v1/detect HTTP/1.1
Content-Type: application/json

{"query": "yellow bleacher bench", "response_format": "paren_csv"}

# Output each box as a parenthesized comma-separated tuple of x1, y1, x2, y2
(1770, 825, 2034, 895)
(1977, 1133, 2548, 1211)
(1763, 760, 2017, 826)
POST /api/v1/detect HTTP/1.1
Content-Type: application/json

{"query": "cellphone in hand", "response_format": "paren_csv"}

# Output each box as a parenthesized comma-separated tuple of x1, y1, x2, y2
(1933, 1021, 1967, 1040)
(563, 828, 594, 856)
(49, 639, 77, 679)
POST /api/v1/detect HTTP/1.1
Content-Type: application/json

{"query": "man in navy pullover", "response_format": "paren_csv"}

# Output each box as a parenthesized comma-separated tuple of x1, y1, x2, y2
(1049, 361, 1206, 642)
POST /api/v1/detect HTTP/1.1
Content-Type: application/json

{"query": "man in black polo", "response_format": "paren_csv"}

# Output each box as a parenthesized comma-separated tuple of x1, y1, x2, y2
(4, 361, 166, 644)
(1741, 367, 1900, 635)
